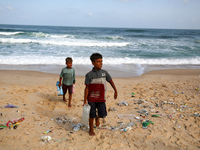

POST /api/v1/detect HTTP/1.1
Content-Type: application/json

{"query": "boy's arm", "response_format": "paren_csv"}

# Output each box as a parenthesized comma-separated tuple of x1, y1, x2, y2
(59, 77, 62, 87)
(73, 68, 75, 84)
(109, 80, 118, 99)
(83, 86, 89, 106)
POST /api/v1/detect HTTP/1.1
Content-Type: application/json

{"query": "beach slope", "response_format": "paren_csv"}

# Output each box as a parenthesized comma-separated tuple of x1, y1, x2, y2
(0, 70, 200, 150)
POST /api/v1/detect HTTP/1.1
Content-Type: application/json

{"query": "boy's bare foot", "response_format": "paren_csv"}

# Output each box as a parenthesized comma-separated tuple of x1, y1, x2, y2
(89, 130, 95, 136)
(95, 117, 100, 127)
(68, 104, 72, 108)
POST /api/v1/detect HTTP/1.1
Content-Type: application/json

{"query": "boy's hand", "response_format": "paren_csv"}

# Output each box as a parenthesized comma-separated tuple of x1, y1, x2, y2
(114, 91, 118, 99)
(83, 102, 87, 106)
(59, 83, 61, 88)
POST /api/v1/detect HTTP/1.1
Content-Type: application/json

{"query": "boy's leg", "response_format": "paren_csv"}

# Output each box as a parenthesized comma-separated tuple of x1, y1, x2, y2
(95, 116, 100, 127)
(63, 94, 66, 102)
(62, 84, 67, 102)
(68, 85, 73, 108)
(88, 102, 97, 136)
(68, 93, 72, 108)
(89, 118, 95, 136)
(96, 102, 107, 127)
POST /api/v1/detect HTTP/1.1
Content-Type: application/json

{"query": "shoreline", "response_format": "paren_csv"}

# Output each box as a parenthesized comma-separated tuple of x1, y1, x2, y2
(0, 69, 200, 150)
(0, 64, 200, 78)
(0, 68, 200, 78)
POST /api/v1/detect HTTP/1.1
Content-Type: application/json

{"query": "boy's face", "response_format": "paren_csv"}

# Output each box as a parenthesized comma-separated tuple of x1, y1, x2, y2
(92, 58, 102, 70)
(66, 61, 72, 68)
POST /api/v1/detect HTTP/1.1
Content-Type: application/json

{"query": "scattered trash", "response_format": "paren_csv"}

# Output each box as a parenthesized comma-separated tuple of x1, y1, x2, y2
(72, 123, 82, 131)
(72, 123, 89, 131)
(0, 124, 7, 129)
(41, 136, 52, 142)
(132, 92, 135, 97)
(142, 120, 154, 129)
(167, 115, 173, 119)
(4, 104, 18, 108)
(135, 116, 140, 120)
(43, 127, 54, 134)
(121, 127, 132, 132)
(118, 114, 135, 120)
(194, 112, 199, 117)
(55, 116, 72, 125)
(6, 118, 25, 129)
(137, 109, 149, 117)
(108, 107, 117, 112)
(151, 114, 160, 117)
(138, 99, 148, 104)
(117, 101, 128, 106)
(114, 121, 136, 132)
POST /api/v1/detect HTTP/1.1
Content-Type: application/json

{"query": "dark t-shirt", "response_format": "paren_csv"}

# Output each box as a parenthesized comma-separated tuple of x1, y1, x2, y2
(85, 68, 112, 102)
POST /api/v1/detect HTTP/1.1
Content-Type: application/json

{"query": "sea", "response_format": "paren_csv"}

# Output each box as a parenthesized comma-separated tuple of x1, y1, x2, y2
(0, 24, 200, 77)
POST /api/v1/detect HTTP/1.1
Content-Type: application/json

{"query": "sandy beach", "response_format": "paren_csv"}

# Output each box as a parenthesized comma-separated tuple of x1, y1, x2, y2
(0, 69, 200, 150)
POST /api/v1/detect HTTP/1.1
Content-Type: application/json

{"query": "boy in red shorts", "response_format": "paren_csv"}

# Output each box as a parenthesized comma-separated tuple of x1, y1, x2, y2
(83, 53, 117, 136)
(59, 57, 75, 108)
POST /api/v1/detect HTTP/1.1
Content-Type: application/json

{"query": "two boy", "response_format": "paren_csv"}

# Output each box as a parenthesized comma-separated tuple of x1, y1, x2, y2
(59, 53, 118, 136)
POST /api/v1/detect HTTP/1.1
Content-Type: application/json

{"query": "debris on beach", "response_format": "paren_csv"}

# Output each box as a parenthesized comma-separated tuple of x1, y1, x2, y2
(55, 116, 73, 125)
(108, 107, 117, 112)
(1, 117, 25, 129)
(41, 136, 52, 142)
(131, 92, 135, 97)
(43, 127, 54, 134)
(4, 104, 19, 108)
(142, 120, 154, 129)
(72, 123, 89, 131)
(117, 101, 128, 106)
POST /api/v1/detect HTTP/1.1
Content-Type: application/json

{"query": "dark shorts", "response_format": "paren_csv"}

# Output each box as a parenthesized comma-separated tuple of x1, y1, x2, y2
(62, 84, 73, 94)
(88, 102, 107, 118)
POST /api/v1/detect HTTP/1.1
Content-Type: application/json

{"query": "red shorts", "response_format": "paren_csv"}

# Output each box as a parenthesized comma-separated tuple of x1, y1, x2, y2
(62, 84, 73, 94)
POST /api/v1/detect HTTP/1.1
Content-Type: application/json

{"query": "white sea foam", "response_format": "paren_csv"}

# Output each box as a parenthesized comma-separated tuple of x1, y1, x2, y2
(31, 32, 74, 38)
(0, 38, 129, 47)
(0, 56, 199, 65)
(0, 32, 24, 35)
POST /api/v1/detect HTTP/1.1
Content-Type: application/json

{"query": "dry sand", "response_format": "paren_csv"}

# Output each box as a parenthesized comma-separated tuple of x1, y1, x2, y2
(0, 69, 200, 150)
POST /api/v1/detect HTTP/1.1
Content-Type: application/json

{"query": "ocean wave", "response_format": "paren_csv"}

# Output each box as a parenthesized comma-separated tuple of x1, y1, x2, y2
(159, 35, 178, 39)
(0, 38, 129, 47)
(194, 40, 200, 43)
(102, 36, 125, 40)
(0, 32, 24, 36)
(104, 57, 200, 65)
(0, 30, 75, 39)
(0, 56, 199, 65)
(30, 32, 75, 38)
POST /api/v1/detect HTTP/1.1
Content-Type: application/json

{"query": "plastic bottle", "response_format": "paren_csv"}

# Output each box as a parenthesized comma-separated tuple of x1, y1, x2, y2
(56, 81, 63, 96)
(81, 104, 91, 125)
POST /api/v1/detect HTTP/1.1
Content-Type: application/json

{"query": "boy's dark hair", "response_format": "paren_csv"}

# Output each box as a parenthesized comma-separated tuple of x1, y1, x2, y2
(90, 53, 102, 62)
(66, 57, 73, 63)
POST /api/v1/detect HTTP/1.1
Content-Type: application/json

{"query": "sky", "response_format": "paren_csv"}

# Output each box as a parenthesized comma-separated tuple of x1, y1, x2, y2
(0, 0, 200, 29)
